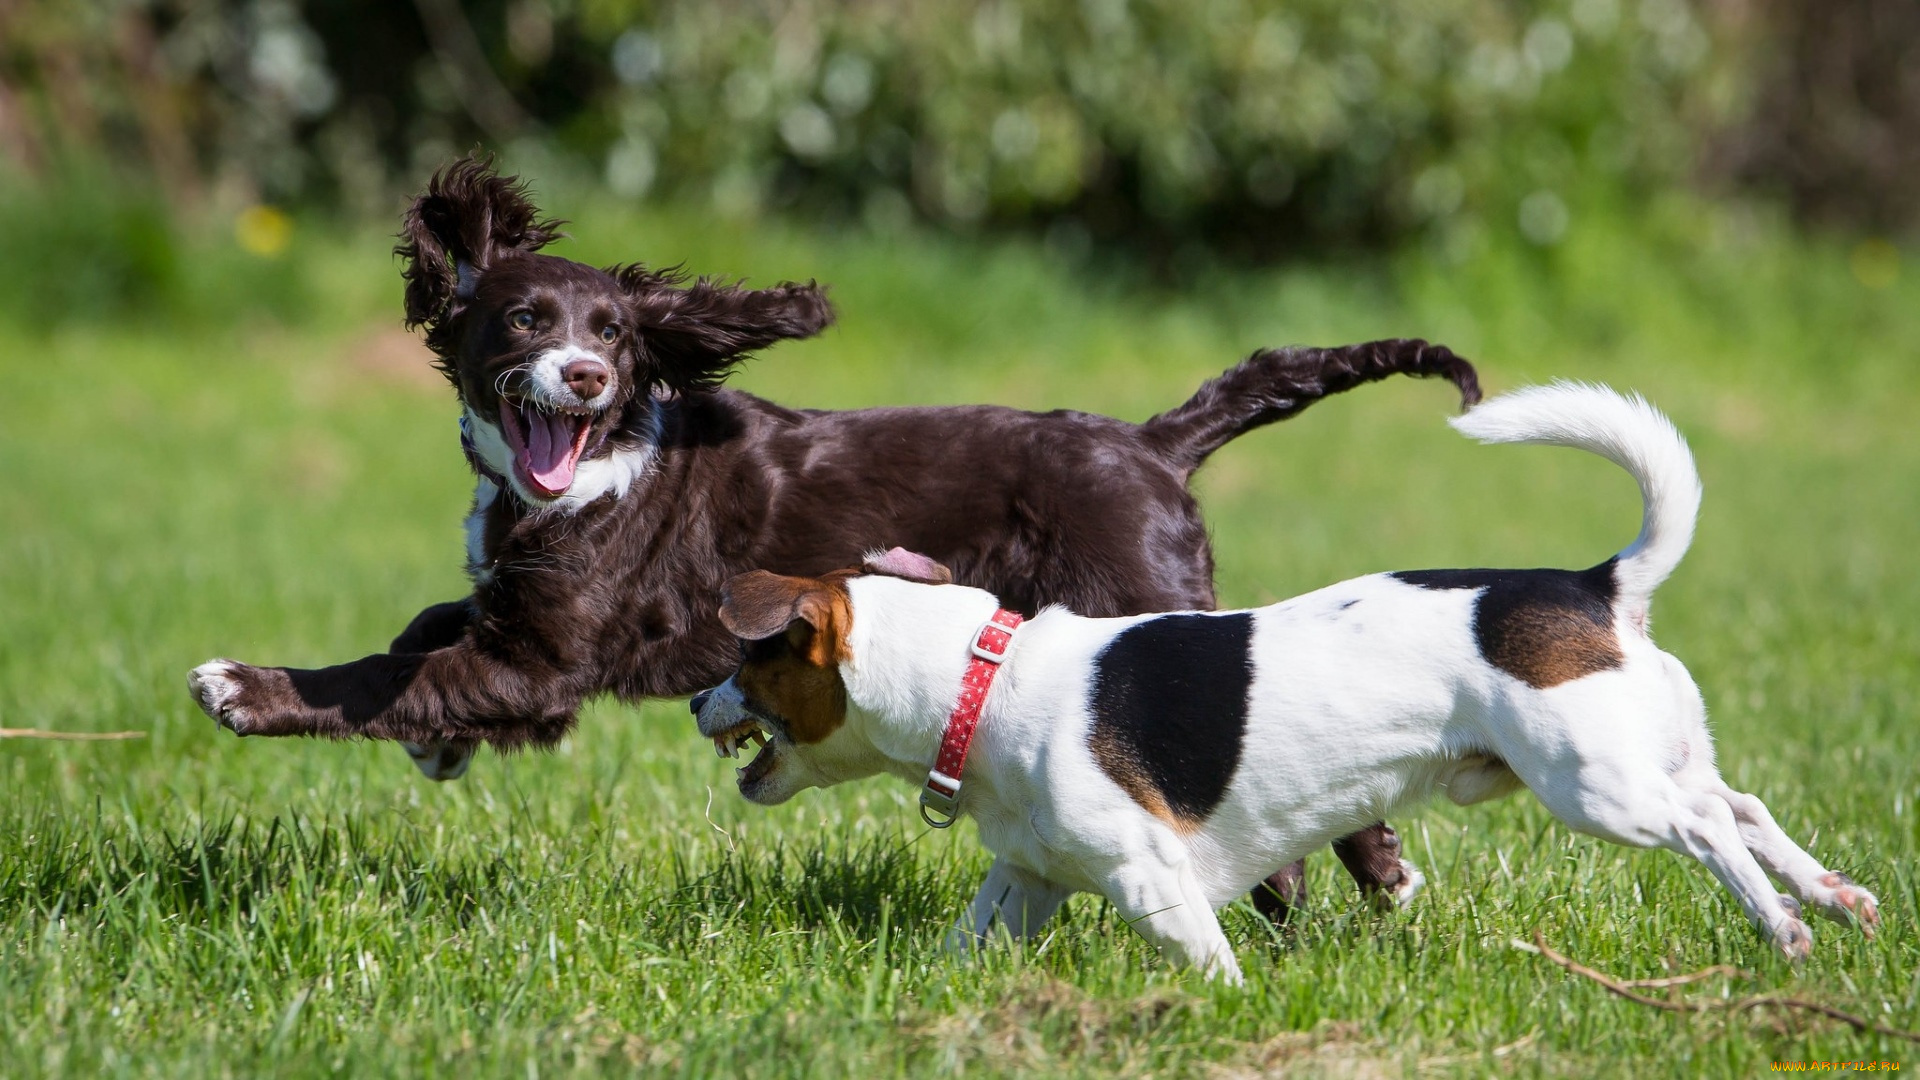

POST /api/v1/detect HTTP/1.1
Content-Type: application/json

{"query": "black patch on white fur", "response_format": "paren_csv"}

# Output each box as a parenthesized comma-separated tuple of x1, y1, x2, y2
(1088, 612, 1254, 826)
(1391, 560, 1622, 688)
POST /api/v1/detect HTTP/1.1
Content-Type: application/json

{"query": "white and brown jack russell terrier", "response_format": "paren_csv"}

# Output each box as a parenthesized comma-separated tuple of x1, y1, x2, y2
(692, 383, 1880, 983)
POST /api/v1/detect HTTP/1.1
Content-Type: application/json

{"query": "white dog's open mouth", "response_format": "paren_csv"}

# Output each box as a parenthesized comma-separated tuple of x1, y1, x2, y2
(499, 399, 594, 496)
(711, 716, 778, 787)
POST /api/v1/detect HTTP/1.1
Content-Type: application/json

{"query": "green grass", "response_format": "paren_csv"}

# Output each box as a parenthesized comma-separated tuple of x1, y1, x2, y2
(2, 192, 1917, 1077)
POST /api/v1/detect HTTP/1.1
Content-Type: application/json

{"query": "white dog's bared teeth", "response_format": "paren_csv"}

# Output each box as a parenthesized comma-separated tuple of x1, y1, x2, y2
(714, 737, 733, 759)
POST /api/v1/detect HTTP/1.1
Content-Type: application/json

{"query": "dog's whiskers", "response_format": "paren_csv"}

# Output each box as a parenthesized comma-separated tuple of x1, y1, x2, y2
(493, 362, 534, 399)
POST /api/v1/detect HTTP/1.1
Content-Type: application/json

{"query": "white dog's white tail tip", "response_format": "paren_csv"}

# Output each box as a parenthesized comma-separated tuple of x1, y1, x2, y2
(1452, 382, 1701, 621)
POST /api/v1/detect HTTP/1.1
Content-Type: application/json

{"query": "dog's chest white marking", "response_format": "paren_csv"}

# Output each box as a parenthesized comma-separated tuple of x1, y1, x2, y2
(464, 477, 500, 585)
(462, 406, 516, 483)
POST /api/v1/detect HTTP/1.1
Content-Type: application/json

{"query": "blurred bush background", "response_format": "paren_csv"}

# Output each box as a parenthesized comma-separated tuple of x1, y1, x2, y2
(0, 0, 1913, 311)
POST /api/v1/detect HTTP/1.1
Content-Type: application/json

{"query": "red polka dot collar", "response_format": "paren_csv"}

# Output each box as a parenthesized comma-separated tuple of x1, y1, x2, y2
(918, 609, 1024, 828)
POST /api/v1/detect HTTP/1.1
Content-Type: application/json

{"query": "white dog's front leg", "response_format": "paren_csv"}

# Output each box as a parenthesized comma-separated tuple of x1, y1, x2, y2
(948, 857, 1069, 954)
(1102, 862, 1242, 985)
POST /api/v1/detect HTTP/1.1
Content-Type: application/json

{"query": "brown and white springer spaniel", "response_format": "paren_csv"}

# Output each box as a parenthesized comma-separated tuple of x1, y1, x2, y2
(188, 156, 1481, 921)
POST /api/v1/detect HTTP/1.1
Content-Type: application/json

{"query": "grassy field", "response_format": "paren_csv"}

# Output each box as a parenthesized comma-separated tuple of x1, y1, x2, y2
(2, 192, 1916, 1077)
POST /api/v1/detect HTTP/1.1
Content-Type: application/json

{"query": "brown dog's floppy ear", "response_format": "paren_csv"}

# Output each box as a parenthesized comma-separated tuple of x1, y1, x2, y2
(861, 548, 953, 585)
(720, 571, 820, 641)
(396, 154, 567, 336)
(617, 266, 835, 394)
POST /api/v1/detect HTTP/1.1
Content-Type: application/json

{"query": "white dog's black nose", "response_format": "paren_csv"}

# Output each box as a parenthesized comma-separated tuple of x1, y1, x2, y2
(689, 689, 713, 715)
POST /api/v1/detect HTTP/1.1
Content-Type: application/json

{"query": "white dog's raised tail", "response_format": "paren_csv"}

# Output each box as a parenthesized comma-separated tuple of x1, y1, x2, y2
(1450, 381, 1701, 623)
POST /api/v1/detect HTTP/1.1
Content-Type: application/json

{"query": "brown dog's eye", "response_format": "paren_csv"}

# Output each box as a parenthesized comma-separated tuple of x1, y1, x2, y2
(509, 310, 535, 331)
(600, 324, 619, 344)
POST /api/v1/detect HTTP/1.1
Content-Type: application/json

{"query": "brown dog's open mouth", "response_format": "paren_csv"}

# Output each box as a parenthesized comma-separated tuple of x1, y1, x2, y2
(499, 399, 594, 497)
(711, 717, 778, 787)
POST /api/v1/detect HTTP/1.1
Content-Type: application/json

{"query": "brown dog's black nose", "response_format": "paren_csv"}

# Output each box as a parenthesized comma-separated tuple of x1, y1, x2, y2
(564, 358, 610, 400)
(689, 689, 713, 715)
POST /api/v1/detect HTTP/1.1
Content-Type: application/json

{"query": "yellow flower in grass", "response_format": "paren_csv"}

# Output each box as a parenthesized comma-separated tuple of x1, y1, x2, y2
(1850, 238, 1899, 290)
(236, 205, 293, 258)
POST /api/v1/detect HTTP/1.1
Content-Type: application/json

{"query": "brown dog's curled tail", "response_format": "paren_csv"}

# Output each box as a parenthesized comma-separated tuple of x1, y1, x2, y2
(1139, 339, 1481, 474)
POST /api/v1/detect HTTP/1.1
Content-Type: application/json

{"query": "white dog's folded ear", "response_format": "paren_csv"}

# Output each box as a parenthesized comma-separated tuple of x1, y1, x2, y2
(718, 570, 844, 644)
(719, 571, 805, 640)
(719, 571, 848, 667)
(861, 547, 952, 585)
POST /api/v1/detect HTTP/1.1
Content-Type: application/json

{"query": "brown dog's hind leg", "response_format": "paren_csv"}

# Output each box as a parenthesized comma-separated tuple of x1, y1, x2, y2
(1250, 824, 1424, 927)
(387, 600, 484, 780)
(1332, 822, 1424, 911)
(1251, 860, 1309, 925)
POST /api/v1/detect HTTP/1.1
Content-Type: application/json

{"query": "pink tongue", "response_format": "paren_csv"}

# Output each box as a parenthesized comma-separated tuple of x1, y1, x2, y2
(523, 408, 582, 492)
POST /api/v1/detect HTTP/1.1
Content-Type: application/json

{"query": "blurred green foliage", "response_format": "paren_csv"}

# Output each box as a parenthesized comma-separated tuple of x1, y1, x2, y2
(567, 0, 1730, 260)
(0, 0, 1910, 321)
(0, 0, 1742, 262)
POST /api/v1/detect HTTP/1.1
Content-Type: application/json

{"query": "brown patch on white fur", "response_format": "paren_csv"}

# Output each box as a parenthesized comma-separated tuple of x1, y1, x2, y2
(1483, 608, 1624, 689)
(1393, 564, 1624, 690)
(1087, 732, 1197, 832)
(719, 571, 855, 744)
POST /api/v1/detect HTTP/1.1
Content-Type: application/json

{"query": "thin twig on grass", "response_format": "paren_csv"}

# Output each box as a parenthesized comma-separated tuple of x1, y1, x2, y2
(1515, 932, 1920, 1044)
(1612, 964, 1750, 989)
(0, 728, 145, 741)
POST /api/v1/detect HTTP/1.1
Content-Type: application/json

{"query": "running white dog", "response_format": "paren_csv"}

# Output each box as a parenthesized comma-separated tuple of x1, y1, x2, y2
(692, 383, 1880, 983)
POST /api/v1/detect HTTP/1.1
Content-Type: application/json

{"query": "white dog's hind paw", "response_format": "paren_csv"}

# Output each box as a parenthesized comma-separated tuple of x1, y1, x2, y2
(188, 660, 249, 733)
(1773, 917, 1814, 963)
(1813, 872, 1880, 938)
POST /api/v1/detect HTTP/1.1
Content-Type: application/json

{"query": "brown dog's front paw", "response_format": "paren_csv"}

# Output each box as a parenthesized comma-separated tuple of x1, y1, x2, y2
(189, 659, 267, 735)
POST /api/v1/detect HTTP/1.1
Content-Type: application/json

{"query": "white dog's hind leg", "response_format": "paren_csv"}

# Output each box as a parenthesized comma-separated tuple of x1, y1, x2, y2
(948, 857, 1069, 954)
(1518, 755, 1814, 961)
(1663, 789, 1814, 961)
(1685, 781, 1880, 938)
